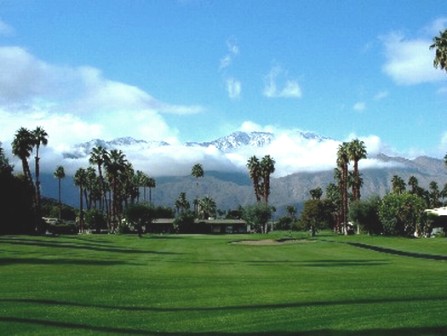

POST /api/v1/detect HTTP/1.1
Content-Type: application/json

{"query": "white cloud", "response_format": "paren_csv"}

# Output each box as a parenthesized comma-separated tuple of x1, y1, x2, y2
(226, 78, 241, 99)
(0, 19, 14, 36)
(374, 90, 389, 100)
(219, 39, 239, 70)
(424, 17, 447, 36)
(381, 31, 446, 85)
(263, 66, 302, 98)
(353, 102, 366, 112)
(0, 45, 203, 152)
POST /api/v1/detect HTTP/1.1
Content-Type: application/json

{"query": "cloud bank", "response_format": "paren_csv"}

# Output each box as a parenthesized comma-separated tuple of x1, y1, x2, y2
(381, 19, 447, 85)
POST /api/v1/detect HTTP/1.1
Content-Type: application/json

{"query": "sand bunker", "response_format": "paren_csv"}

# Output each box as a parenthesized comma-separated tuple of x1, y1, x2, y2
(232, 239, 316, 246)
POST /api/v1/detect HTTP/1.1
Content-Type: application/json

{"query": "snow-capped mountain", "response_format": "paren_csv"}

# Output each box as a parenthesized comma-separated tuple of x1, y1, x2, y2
(186, 131, 274, 151)
(63, 130, 333, 159)
(63, 136, 169, 159)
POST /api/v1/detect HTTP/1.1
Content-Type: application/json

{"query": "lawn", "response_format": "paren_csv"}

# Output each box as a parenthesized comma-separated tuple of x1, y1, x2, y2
(0, 232, 446, 335)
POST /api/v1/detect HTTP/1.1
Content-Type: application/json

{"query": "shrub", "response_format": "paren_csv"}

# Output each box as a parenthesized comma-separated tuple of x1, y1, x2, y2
(173, 211, 196, 233)
(349, 196, 382, 235)
(85, 209, 107, 233)
(242, 203, 273, 233)
(379, 192, 425, 236)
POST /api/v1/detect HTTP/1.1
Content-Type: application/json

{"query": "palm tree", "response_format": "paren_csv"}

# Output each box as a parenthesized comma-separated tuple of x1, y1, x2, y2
(53, 166, 65, 218)
(347, 139, 367, 201)
(134, 170, 146, 203)
(11, 127, 34, 184)
(74, 168, 88, 232)
(104, 149, 127, 230)
(337, 142, 350, 235)
(146, 177, 156, 205)
(12, 127, 38, 230)
(429, 181, 441, 208)
(89, 145, 109, 214)
(260, 155, 275, 204)
(191, 163, 204, 214)
(391, 175, 406, 194)
(198, 196, 216, 219)
(31, 127, 48, 216)
(175, 192, 190, 214)
(408, 176, 419, 194)
(430, 29, 447, 72)
(247, 156, 261, 202)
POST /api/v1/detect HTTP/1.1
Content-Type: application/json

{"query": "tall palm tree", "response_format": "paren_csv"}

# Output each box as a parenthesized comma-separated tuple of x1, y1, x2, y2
(337, 142, 350, 235)
(53, 166, 65, 218)
(430, 29, 447, 72)
(408, 176, 419, 194)
(198, 196, 216, 219)
(89, 145, 109, 215)
(104, 149, 127, 230)
(347, 139, 367, 201)
(247, 155, 261, 202)
(391, 175, 406, 194)
(191, 163, 204, 214)
(32, 127, 48, 209)
(260, 155, 275, 204)
(146, 177, 156, 205)
(11, 127, 34, 184)
(134, 170, 146, 203)
(175, 192, 190, 214)
(429, 181, 441, 208)
(74, 168, 88, 232)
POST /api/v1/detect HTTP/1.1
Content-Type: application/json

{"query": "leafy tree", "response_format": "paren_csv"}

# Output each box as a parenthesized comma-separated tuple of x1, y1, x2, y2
(309, 187, 323, 200)
(85, 209, 106, 233)
(379, 192, 425, 236)
(430, 29, 447, 72)
(349, 196, 382, 235)
(242, 203, 273, 233)
(286, 205, 297, 219)
(275, 216, 294, 231)
(0, 145, 34, 234)
(125, 203, 156, 237)
(298, 199, 333, 236)
(0, 146, 13, 175)
(173, 211, 195, 233)
(348, 139, 367, 201)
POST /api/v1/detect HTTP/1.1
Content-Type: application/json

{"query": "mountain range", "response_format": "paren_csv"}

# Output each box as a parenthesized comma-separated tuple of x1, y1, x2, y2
(41, 130, 447, 216)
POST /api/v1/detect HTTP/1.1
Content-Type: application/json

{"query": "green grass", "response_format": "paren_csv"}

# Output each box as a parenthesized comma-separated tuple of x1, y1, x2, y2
(0, 232, 446, 335)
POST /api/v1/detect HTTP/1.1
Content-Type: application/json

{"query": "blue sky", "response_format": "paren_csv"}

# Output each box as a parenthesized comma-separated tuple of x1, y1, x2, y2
(1, 0, 447, 176)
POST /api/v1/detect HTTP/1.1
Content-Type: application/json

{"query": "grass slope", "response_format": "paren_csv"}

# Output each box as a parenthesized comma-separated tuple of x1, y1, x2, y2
(0, 232, 446, 335)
